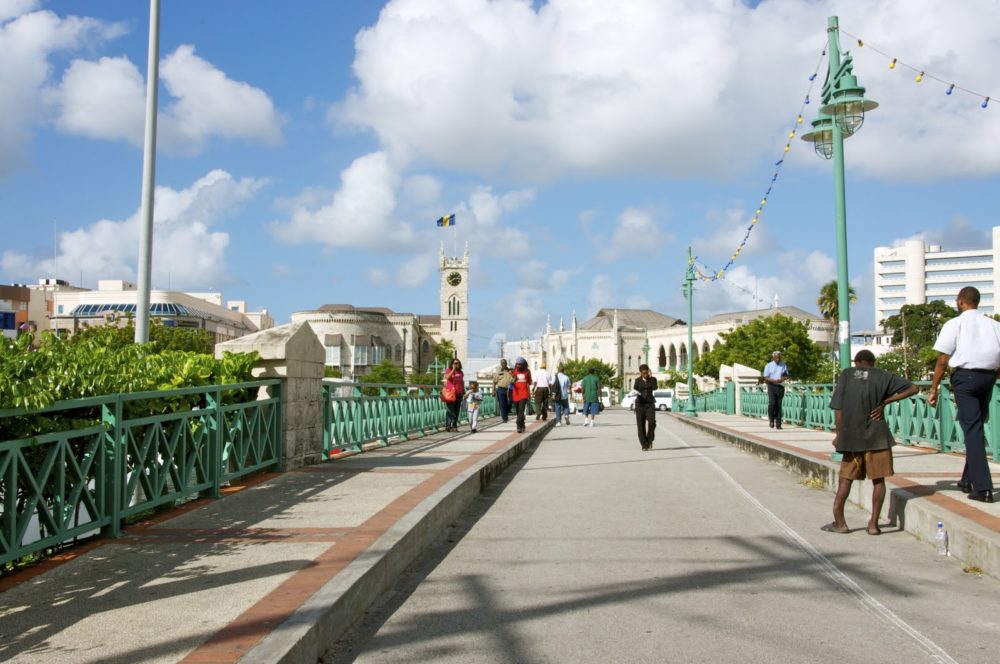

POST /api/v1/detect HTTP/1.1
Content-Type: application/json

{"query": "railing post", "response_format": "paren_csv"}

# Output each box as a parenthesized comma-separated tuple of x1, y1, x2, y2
(990, 383, 1000, 461)
(322, 383, 331, 456)
(204, 388, 222, 499)
(940, 383, 953, 453)
(380, 386, 389, 444)
(101, 395, 123, 538)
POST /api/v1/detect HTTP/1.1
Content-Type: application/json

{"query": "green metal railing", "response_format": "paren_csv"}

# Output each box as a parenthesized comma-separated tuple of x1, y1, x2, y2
(0, 380, 281, 566)
(323, 381, 497, 456)
(676, 380, 1000, 459)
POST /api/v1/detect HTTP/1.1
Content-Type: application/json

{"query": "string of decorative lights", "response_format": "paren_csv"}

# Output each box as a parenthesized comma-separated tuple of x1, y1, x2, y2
(693, 45, 827, 283)
(841, 29, 994, 109)
(694, 258, 771, 307)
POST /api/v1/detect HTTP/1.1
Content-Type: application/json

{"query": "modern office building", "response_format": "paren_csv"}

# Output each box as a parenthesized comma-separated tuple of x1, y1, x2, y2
(874, 226, 999, 328)
(47, 279, 273, 343)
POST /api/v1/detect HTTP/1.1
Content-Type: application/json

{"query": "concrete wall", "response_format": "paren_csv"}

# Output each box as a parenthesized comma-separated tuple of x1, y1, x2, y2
(217, 321, 326, 469)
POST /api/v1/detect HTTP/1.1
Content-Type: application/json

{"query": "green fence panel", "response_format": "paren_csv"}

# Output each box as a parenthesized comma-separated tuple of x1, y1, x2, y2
(322, 381, 497, 456)
(1, 379, 281, 567)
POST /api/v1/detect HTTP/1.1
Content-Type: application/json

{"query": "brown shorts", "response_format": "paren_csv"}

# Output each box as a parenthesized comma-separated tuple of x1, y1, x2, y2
(839, 449, 894, 481)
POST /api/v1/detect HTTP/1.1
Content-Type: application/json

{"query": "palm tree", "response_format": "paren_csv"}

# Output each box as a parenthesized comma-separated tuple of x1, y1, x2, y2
(817, 279, 857, 363)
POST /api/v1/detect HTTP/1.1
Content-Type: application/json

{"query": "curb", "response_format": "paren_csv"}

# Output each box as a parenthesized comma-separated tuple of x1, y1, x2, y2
(241, 421, 555, 664)
(673, 414, 1000, 581)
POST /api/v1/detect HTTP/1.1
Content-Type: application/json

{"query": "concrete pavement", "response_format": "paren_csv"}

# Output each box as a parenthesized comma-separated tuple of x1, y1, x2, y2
(3, 404, 1000, 663)
(0, 414, 553, 664)
(674, 411, 1000, 580)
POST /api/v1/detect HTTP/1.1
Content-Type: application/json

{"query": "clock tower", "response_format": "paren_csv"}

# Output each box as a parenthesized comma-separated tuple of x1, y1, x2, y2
(440, 242, 469, 361)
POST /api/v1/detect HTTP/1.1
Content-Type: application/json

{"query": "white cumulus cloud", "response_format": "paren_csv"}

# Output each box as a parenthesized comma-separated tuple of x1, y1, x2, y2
(337, 0, 1000, 182)
(52, 44, 284, 154)
(0, 170, 267, 290)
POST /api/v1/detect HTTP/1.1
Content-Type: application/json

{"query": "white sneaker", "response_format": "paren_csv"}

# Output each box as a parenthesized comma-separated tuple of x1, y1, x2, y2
(555, 422, 562, 426)
(591, 421, 596, 427)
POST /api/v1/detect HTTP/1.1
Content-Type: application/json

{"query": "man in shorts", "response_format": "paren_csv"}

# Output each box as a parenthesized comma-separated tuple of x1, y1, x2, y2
(581, 367, 602, 427)
(823, 350, 918, 535)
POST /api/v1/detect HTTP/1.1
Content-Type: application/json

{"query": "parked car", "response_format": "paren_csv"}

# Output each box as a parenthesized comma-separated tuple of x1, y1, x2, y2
(621, 390, 639, 410)
(654, 389, 673, 411)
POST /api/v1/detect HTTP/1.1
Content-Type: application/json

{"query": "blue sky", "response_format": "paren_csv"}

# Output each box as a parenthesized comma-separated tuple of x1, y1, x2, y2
(2, 0, 999, 357)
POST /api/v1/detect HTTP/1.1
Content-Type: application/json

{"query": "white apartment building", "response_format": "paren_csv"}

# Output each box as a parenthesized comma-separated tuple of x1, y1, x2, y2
(874, 226, 1000, 328)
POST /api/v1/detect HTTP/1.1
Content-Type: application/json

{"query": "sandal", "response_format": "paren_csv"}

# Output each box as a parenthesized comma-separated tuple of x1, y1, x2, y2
(867, 525, 882, 536)
(820, 522, 850, 534)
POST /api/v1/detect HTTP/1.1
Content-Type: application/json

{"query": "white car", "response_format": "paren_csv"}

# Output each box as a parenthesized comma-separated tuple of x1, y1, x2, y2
(621, 391, 639, 410)
(654, 389, 673, 411)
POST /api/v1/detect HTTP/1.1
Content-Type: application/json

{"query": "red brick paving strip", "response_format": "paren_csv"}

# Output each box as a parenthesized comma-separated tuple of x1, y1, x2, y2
(179, 426, 532, 663)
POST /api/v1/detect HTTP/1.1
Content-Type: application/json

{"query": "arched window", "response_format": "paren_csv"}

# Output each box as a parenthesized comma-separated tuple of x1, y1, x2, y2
(448, 296, 460, 317)
(422, 340, 430, 354)
(702, 340, 710, 354)
(628, 355, 632, 368)
(394, 344, 402, 362)
(658, 345, 666, 369)
(669, 344, 678, 370)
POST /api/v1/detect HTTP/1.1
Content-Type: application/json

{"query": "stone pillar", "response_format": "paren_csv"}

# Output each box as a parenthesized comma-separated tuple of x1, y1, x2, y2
(216, 321, 326, 469)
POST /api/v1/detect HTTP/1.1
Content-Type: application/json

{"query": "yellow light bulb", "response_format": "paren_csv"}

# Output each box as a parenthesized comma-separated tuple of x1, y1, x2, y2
(889, 58, 896, 69)
(915, 71, 924, 83)
(788, 130, 796, 138)
(797, 114, 803, 124)
(784, 144, 790, 153)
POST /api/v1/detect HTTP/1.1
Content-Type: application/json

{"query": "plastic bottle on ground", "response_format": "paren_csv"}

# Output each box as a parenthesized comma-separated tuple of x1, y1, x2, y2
(935, 521, 948, 556)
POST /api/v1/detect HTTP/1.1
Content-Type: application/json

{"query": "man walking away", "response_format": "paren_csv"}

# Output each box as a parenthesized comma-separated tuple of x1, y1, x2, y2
(763, 351, 789, 429)
(581, 368, 602, 427)
(533, 362, 552, 421)
(633, 364, 658, 450)
(552, 365, 571, 426)
(824, 350, 918, 535)
(929, 286, 1000, 504)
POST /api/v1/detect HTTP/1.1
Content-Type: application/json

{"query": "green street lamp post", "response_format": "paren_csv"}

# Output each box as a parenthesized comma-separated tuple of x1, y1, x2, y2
(429, 358, 446, 386)
(683, 247, 698, 417)
(618, 336, 625, 402)
(802, 15, 878, 370)
(642, 327, 650, 367)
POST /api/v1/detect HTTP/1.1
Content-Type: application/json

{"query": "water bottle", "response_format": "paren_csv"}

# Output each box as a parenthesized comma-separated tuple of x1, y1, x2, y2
(935, 521, 948, 556)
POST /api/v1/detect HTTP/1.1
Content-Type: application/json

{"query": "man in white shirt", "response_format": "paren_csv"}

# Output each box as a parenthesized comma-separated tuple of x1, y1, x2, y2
(762, 351, 790, 429)
(532, 362, 552, 421)
(929, 286, 1000, 503)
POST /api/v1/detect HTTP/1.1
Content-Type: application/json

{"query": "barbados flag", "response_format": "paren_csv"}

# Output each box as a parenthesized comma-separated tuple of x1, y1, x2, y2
(436, 214, 456, 228)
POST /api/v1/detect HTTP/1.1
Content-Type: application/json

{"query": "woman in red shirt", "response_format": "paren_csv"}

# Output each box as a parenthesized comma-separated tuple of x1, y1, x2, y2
(443, 359, 465, 432)
(511, 357, 532, 433)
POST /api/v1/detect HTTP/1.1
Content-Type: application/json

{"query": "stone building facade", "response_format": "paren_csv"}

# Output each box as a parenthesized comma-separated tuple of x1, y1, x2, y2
(522, 306, 832, 392)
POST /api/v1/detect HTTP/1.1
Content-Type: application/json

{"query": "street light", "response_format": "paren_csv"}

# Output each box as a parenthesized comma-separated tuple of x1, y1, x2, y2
(642, 327, 650, 368)
(682, 247, 697, 417)
(429, 358, 445, 386)
(801, 15, 878, 371)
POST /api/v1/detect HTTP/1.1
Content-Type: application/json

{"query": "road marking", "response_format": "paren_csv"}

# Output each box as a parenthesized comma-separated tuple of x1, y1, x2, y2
(665, 427, 958, 664)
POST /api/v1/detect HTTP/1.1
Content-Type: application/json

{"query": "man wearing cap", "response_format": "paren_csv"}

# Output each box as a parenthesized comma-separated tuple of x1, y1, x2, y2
(762, 351, 790, 429)
(929, 286, 1000, 504)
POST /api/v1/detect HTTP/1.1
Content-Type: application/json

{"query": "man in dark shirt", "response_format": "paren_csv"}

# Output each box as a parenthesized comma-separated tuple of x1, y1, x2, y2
(823, 350, 918, 535)
(633, 364, 658, 451)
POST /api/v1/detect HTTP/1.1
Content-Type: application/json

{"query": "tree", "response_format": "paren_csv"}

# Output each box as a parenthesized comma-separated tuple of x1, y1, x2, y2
(407, 371, 436, 388)
(560, 357, 620, 390)
(816, 279, 857, 354)
(881, 301, 957, 349)
(435, 339, 456, 365)
(359, 359, 405, 396)
(694, 313, 826, 382)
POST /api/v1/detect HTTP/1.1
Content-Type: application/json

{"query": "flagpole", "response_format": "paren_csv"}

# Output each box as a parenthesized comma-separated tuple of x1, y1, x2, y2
(453, 225, 457, 258)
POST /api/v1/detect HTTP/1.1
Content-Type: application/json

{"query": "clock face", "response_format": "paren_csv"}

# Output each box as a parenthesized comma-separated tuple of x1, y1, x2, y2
(447, 271, 462, 287)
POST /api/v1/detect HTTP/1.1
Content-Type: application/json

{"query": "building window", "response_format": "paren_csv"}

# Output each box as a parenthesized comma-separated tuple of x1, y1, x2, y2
(372, 345, 385, 364)
(878, 284, 906, 292)
(354, 345, 368, 366)
(925, 268, 993, 278)
(326, 345, 341, 366)
(926, 255, 992, 266)
(57, 305, 64, 314)
(422, 340, 430, 354)
(394, 344, 402, 362)
(878, 260, 905, 269)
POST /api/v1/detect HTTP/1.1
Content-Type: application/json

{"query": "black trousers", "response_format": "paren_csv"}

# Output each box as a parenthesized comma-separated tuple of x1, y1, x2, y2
(496, 387, 511, 422)
(514, 399, 528, 432)
(635, 402, 656, 449)
(767, 384, 785, 426)
(534, 387, 549, 419)
(445, 400, 461, 429)
(952, 369, 995, 492)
